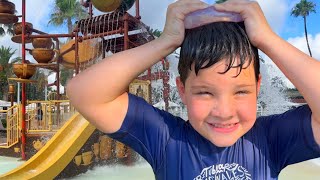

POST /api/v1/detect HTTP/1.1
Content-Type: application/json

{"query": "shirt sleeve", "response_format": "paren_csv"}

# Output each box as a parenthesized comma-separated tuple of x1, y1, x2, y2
(108, 93, 183, 171)
(260, 105, 320, 173)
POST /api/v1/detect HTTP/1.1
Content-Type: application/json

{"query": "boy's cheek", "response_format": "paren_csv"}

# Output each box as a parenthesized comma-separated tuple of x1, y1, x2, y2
(188, 101, 209, 118)
(237, 99, 258, 122)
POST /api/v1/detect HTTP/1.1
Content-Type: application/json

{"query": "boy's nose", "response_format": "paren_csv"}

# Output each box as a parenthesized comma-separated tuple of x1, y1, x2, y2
(210, 97, 235, 121)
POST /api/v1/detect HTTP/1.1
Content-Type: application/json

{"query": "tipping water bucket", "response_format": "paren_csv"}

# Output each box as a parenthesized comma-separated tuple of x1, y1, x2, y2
(91, 0, 136, 12)
(60, 39, 102, 66)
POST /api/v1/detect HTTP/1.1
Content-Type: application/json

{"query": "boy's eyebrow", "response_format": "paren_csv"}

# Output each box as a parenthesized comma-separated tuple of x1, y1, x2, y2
(190, 85, 211, 89)
(190, 84, 256, 89)
(234, 84, 256, 88)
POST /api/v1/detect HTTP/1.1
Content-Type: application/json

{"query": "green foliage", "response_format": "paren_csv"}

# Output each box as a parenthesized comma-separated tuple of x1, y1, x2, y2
(0, 23, 14, 37)
(25, 70, 47, 101)
(0, 46, 47, 101)
(145, 26, 162, 38)
(48, 0, 88, 34)
(0, 46, 16, 100)
(291, 0, 316, 17)
(0, 46, 16, 66)
(151, 29, 162, 38)
(60, 66, 73, 87)
(291, 0, 316, 57)
(215, 0, 228, 4)
(1, 119, 6, 128)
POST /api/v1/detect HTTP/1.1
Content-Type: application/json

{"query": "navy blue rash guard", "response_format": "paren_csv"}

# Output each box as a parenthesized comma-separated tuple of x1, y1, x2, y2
(108, 94, 320, 180)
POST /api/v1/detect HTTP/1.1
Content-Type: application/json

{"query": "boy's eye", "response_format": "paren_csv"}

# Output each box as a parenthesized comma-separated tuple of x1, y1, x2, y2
(236, 90, 250, 95)
(196, 91, 212, 95)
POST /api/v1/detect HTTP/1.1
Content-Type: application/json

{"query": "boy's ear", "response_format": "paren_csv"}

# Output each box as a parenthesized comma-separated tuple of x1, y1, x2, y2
(176, 77, 186, 104)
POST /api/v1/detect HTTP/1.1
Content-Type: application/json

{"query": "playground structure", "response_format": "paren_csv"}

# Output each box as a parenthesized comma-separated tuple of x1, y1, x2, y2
(0, 0, 173, 178)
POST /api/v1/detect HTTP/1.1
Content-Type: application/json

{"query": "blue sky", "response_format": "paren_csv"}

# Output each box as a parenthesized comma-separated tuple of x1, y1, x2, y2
(203, 0, 319, 41)
(281, 2, 319, 40)
(0, 0, 319, 89)
(3, 0, 319, 54)
(2, 0, 319, 51)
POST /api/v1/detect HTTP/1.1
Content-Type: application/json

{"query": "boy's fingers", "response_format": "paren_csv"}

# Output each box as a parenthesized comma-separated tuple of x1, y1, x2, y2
(181, 2, 210, 15)
(169, 1, 209, 18)
(214, 0, 252, 13)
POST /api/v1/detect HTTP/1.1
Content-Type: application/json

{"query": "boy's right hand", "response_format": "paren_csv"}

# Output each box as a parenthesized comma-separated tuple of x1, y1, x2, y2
(161, 0, 209, 48)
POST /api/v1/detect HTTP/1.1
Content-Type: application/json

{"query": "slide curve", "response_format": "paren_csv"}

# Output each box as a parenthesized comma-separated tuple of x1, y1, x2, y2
(0, 113, 96, 180)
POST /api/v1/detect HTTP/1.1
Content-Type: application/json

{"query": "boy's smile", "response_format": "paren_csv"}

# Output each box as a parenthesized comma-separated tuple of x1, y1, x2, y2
(177, 59, 261, 147)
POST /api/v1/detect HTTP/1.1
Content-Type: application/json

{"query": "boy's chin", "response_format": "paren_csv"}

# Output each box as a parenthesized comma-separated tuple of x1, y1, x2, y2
(209, 138, 238, 148)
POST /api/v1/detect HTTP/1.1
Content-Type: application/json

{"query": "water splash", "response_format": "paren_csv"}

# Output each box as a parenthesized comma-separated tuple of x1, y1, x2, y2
(258, 63, 294, 116)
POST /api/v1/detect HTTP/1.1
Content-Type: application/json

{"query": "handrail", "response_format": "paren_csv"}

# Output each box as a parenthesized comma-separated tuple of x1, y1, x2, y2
(0, 105, 20, 149)
(0, 100, 77, 149)
(25, 100, 76, 133)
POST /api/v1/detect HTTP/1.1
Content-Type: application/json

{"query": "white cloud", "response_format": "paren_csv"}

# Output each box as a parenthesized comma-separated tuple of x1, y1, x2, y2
(0, 33, 36, 62)
(127, 0, 291, 34)
(256, 0, 289, 33)
(129, 0, 172, 31)
(287, 33, 320, 61)
(48, 73, 64, 94)
(11, 0, 54, 30)
(1, 0, 54, 62)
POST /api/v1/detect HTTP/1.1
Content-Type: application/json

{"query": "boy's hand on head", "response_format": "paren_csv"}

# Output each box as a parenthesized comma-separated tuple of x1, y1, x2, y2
(161, 0, 209, 48)
(214, 0, 275, 48)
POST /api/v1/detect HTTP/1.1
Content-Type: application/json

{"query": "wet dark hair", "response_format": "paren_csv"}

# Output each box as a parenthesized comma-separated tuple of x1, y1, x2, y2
(178, 22, 260, 84)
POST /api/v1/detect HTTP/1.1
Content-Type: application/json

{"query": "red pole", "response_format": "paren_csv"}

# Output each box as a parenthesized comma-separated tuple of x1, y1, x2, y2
(74, 31, 80, 74)
(123, 12, 131, 165)
(135, 0, 141, 19)
(124, 13, 129, 50)
(21, 0, 26, 160)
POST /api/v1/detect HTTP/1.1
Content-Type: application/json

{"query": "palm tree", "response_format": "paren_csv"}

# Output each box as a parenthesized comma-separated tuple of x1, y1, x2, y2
(48, 0, 88, 35)
(0, 23, 14, 37)
(27, 70, 47, 100)
(151, 29, 162, 38)
(291, 0, 316, 57)
(60, 66, 73, 87)
(0, 7, 16, 37)
(145, 26, 162, 38)
(0, 46, 17, 100)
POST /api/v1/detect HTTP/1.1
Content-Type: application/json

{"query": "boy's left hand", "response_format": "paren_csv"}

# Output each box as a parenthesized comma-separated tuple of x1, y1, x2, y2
(214, 0, 275, 48)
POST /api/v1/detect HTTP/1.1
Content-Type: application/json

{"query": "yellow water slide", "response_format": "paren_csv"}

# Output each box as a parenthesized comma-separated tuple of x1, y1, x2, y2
(0, 113, 96, 180)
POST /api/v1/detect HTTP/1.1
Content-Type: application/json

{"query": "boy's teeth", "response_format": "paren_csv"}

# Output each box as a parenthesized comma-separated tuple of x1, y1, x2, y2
(212, 123, 236, 128)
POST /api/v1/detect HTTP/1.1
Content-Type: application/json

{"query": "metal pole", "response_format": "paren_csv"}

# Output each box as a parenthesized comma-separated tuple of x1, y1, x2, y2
(45, 85, 47, 101)
(56, 59, 61, 126)
(9, 84, 14, 114)
(135, 0, 141, 19)
(28, 34, 74, 38)
(124, 13, 129, 50)
(74, 31, 80, 74)
(21, 0, 27, 160)
(17, 82, 20, 103)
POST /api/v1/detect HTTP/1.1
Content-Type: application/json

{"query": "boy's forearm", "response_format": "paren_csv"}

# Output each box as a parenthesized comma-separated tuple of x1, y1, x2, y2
(260, 33, 320, 120)
(67, 36, 176, 106)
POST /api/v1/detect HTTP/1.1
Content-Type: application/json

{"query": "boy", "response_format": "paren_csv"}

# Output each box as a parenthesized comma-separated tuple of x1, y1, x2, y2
(67, 0, 320, 179)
